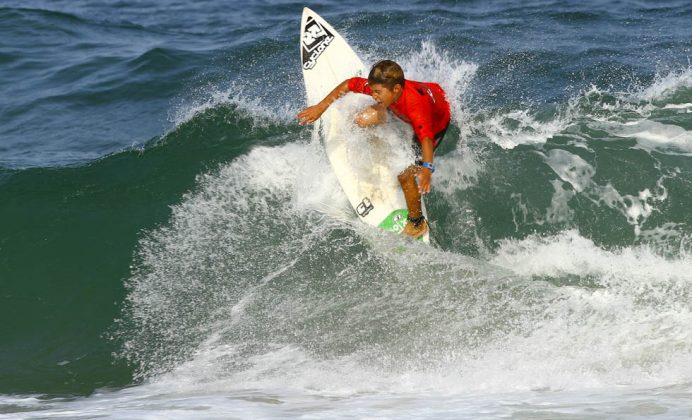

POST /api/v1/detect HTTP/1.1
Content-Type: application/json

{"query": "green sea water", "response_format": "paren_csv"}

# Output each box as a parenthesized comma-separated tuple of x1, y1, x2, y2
(0, 106, 268, 393)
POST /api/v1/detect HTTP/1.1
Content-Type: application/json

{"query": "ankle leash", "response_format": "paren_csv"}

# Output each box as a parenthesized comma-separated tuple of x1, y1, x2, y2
(407, 215, 426, 227)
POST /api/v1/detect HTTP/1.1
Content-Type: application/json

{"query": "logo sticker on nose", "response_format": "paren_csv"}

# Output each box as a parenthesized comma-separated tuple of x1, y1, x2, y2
(302, 17, 335, 70)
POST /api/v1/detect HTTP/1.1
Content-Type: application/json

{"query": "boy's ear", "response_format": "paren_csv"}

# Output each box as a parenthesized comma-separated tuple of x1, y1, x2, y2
(393, 84, 403, 94)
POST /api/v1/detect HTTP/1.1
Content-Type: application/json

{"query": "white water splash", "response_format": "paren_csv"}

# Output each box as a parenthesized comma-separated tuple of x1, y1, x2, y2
(637, 67, 692, 102)
(395, 41, 478, 135)
(482, 108, 572, 149)
(169, 81, 298, 130)
(474, 66, 692, 153)
(541, 149, 668, 235)
(488, 229, 692, 387)
(599, 119, 692, 156)
(7, 223, 692, 419)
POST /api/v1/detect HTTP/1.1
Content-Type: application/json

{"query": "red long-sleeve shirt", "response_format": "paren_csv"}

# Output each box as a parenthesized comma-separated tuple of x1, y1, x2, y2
(348, 77, 451, 146)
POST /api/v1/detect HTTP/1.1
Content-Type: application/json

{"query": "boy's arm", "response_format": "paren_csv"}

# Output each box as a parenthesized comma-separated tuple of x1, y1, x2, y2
(297, 79, 350, 125)
(417, 137, 435, 194)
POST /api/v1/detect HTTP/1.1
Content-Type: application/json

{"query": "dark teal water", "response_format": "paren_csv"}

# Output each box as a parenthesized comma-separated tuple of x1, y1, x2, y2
(1, 1, 691, 416)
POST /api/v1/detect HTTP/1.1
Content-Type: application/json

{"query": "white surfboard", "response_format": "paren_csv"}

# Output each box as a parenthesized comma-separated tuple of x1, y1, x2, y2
(300, 7, 429, 243)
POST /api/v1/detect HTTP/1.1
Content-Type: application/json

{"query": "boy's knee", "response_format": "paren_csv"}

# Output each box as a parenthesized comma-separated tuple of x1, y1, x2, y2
(354, 113, 370, 127)
(398, 167, 417, 183)
(354, 106, 384, 127)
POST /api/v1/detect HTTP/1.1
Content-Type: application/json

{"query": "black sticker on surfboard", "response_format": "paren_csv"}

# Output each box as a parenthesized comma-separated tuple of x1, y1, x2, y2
(302, 16, 334, 70)
(356, 197, 374, 217)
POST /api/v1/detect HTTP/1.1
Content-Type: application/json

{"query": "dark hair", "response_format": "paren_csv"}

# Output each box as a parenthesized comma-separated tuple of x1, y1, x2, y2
(368, 60, 405, 90)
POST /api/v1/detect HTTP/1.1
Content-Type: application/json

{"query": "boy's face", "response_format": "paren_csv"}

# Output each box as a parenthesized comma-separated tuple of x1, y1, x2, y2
(370, 83, 402, 107)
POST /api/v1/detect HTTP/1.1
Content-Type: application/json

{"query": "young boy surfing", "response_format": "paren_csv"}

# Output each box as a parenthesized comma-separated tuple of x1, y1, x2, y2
(297, 60, 451, 238)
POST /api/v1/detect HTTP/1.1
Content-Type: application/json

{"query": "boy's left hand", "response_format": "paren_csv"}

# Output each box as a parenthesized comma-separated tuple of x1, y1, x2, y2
(417, 168, 432, 194)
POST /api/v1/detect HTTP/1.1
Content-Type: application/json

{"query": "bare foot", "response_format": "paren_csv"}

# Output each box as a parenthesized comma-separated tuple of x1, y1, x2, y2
(402, 218, 428, 238)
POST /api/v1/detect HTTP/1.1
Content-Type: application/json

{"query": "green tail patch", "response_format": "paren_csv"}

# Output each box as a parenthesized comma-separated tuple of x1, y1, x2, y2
(378, 209, 427, 243)
(378, 209, 409, 234)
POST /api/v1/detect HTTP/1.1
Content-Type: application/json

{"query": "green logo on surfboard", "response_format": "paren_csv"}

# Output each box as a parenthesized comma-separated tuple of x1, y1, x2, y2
(378, 209, 409, 234)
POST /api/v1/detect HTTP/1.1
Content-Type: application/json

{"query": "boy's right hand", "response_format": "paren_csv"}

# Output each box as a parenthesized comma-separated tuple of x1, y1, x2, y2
(297, 103, 326, 125)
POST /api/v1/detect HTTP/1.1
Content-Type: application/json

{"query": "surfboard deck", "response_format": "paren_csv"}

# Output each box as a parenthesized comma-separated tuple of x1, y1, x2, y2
(300, 7, 430, 243)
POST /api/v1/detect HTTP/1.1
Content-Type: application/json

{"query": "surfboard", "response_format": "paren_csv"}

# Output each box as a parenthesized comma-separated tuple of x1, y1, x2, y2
(300, 7, 430, 243)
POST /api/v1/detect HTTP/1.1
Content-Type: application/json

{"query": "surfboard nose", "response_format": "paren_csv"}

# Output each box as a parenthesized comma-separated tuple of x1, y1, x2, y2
(302, 7, 315, 18)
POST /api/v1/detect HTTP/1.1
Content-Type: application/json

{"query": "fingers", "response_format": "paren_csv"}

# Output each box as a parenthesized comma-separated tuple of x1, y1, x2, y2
(417, 179, 431, 194)
(415, 170, 432, 194)
(297, 111, 314, 125)
(297, 107, 320, 125)
(420, 177, 432, 194)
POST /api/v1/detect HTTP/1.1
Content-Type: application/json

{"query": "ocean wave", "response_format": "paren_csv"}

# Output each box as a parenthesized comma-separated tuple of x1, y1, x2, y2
(2, 4, 691, 415)
(471, 65, 692, 154)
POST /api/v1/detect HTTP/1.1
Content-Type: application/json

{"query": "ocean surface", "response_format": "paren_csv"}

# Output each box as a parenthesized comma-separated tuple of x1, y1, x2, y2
(1, 0, 691, 418)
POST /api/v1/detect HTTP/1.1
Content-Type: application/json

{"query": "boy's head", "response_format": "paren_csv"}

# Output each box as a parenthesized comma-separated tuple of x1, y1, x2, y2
(368, 60, 405, 90)
(367, 60, 404, 106)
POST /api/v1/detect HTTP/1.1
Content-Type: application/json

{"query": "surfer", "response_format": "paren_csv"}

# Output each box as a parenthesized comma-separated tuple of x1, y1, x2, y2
(297, 60, 451, 238)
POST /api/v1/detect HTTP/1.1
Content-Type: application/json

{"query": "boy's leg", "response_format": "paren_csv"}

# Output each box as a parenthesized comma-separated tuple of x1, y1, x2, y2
(398, 165, 428, 238)
(354, 106, 387, 127)
(398, 165, 423, 218)
(397, 124, 447, 238)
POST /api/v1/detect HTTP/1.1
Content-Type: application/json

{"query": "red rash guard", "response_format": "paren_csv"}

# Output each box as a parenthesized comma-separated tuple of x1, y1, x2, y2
(347, 77, 451, 146)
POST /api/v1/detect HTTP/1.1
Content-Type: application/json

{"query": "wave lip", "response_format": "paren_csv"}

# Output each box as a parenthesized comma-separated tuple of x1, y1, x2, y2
(471, 66, 692, 155)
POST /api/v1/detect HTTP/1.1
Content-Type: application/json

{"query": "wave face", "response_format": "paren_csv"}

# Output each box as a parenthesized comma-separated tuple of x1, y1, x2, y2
(1, 0, 691, 417)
